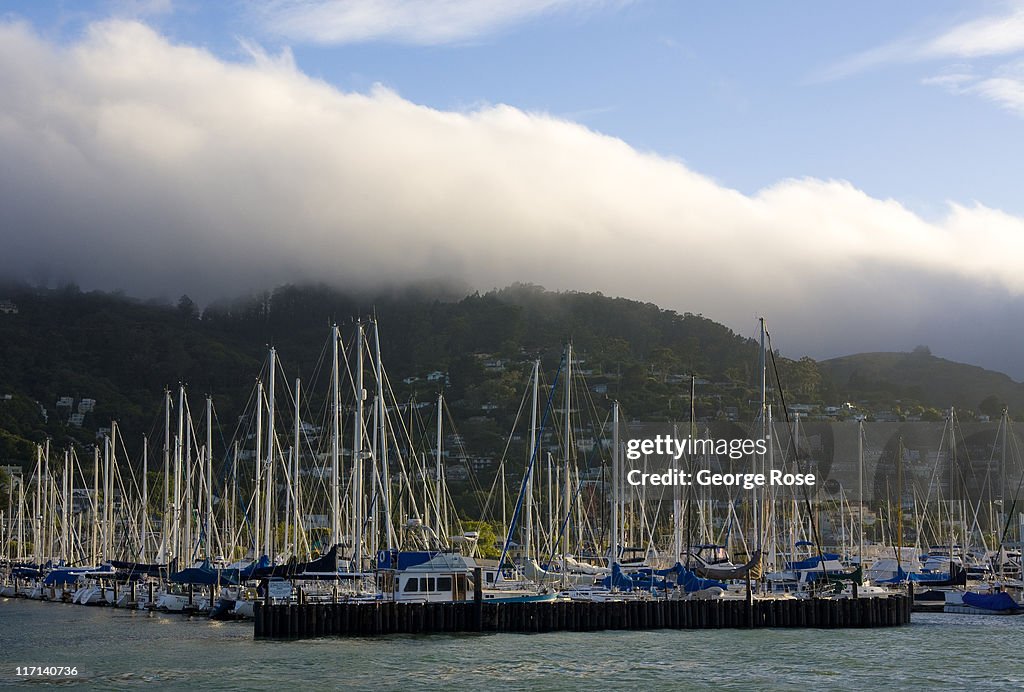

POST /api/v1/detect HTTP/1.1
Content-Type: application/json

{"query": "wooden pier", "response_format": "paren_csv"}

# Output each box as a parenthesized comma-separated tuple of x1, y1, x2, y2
(253, 595, 911, 639)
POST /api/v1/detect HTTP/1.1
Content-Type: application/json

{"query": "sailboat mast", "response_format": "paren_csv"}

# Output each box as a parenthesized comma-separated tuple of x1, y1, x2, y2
(756, 317, 765, 553)
(292, 378, 301, 558)
(264, 348, 276, 561)
(858, 420, 864, 570)
(91, 447, 99, 565)
(525, 359, 539, 558)
(162, 390, 170, 563)
(610, 401, 620, 569)
(330, 325, 340, 549)
(373, 321, 394, 552)
(253, 380, 263, 558)
(141, 436, 148, 562)
(206, 396, 214, 561)
(353, 324, 365, 567)
(562, 344, 572, 562)
(435, 391, 443, 544)
(104, 432, 112, 561)
(62, 449, 70, 563)
(174, 385, 185, 562)
(33, 445, 41, 565)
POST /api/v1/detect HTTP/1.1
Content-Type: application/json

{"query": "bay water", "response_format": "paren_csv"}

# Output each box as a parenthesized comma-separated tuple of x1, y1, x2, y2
(1, 598, 1020, 690)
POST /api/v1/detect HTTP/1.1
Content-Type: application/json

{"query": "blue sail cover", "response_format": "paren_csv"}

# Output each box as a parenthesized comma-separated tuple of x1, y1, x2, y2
(169, 561, 238, 586)
(110, 560, 166, 578)
(600, 564, 636, 591)
(251, 545, 341, 579)
(239, 556, 271, 580)
(599, 564, 676, 591)
(877, 566, 963, 586)
(42, 568, 92, 586)
(676, 565, 727, 592)
(962, 592, 1021, 612)
(785, 553, 841, 570)
(653, 562, 726, 592)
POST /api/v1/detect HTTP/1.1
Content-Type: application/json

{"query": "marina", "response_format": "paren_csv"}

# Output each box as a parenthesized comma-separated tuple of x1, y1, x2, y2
(2, 322, 1021, 637)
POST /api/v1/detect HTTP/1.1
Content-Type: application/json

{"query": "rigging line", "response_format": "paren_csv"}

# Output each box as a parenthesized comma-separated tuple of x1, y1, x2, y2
(996, 415, 1024, 561)
(495, 356, 564, 576)
(766, 329, 830, 587)
(478, 370, 531, 523)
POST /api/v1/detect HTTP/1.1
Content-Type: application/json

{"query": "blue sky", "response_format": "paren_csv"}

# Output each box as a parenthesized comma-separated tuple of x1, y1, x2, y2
(3, 1, 1024, 376)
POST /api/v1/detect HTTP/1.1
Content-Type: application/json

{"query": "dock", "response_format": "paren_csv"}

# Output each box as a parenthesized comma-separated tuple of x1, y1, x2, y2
(254, 594, 911, 639)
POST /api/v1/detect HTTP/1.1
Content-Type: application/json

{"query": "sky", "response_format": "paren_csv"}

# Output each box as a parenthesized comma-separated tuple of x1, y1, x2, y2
(2, 1, 1024, 380)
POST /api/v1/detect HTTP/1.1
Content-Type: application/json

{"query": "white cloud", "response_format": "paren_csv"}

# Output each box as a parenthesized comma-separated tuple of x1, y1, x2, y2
(2, 20, 1024, 367)
(252, 0, 620, 45)
(922, 5, 1024, 58)
(819, 2, 1024, 79)
(972, 75, 1024, 115)
(817, 3, 1024, 119)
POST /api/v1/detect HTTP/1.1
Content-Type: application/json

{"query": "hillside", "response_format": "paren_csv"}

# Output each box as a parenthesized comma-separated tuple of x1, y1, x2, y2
(2, 280, 1022, 485)
(820, 346, 1024, 416)
(0, 281, 764, 470)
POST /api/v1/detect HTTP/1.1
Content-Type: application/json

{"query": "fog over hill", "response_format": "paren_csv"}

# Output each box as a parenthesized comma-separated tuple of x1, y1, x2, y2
(2, 20, 1024, 376)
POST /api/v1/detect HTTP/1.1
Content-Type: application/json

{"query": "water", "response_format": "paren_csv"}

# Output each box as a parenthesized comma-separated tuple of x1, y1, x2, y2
(1, 598, 1021, 690)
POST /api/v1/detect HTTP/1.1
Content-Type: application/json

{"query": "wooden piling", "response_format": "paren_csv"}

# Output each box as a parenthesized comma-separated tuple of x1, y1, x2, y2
(253, 594, 911, 639)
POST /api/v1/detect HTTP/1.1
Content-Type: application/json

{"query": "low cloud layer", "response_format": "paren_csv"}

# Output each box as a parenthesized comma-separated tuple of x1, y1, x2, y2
(2, 20, 1024, 378)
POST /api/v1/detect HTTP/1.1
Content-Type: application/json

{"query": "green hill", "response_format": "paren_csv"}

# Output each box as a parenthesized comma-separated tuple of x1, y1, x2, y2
(0, 281, 764, 470)
(819, 346, 1024, 416)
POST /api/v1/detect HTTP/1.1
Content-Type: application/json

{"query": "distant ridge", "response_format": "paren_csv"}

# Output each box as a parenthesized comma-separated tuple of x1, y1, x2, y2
(819, 347, 1024, 415)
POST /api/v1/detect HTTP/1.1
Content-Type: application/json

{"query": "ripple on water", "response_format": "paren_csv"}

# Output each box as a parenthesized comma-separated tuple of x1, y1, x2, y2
(3, 601, 1024, 690)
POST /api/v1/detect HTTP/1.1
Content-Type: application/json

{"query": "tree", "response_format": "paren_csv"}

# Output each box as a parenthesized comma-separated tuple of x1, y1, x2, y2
(979, 395, 1006, 419)
(177, 294, 199, 320)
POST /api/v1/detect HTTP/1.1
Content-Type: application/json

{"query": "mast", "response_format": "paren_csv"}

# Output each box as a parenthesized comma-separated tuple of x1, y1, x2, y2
(62, 449, 69, 563)
(205, 396, 214, 561)
(1000, 407, 1008, 578)
(949, 407, 956, 568)
(140, 436, 148, 562)
(756, 317, 765, 553)
(264, 348, 276, 561)
(562, 344, 572, 563)
(435, 391, 444, 544)
(162, 390, 170, 563)
(525, 359, 539, 558)
(896, 435, 904, 571)
(91, 447, 99, 565)
(353, 324, 365, 567)
(174, 385, 184, 562)
(184, 409, 193, 561)
(44, 439, 52, 562)
(858, 420, 864, 570)
(330, 325, 340, 549)
(373, 321, 395, 552)
(609, 401, 620, 569)
(230, 442, 238, 560)
(254, 379, 263, 558)
(33, 445, 41, 565)
(103, 432, 112, 561)
(292, 378, 301, 558)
